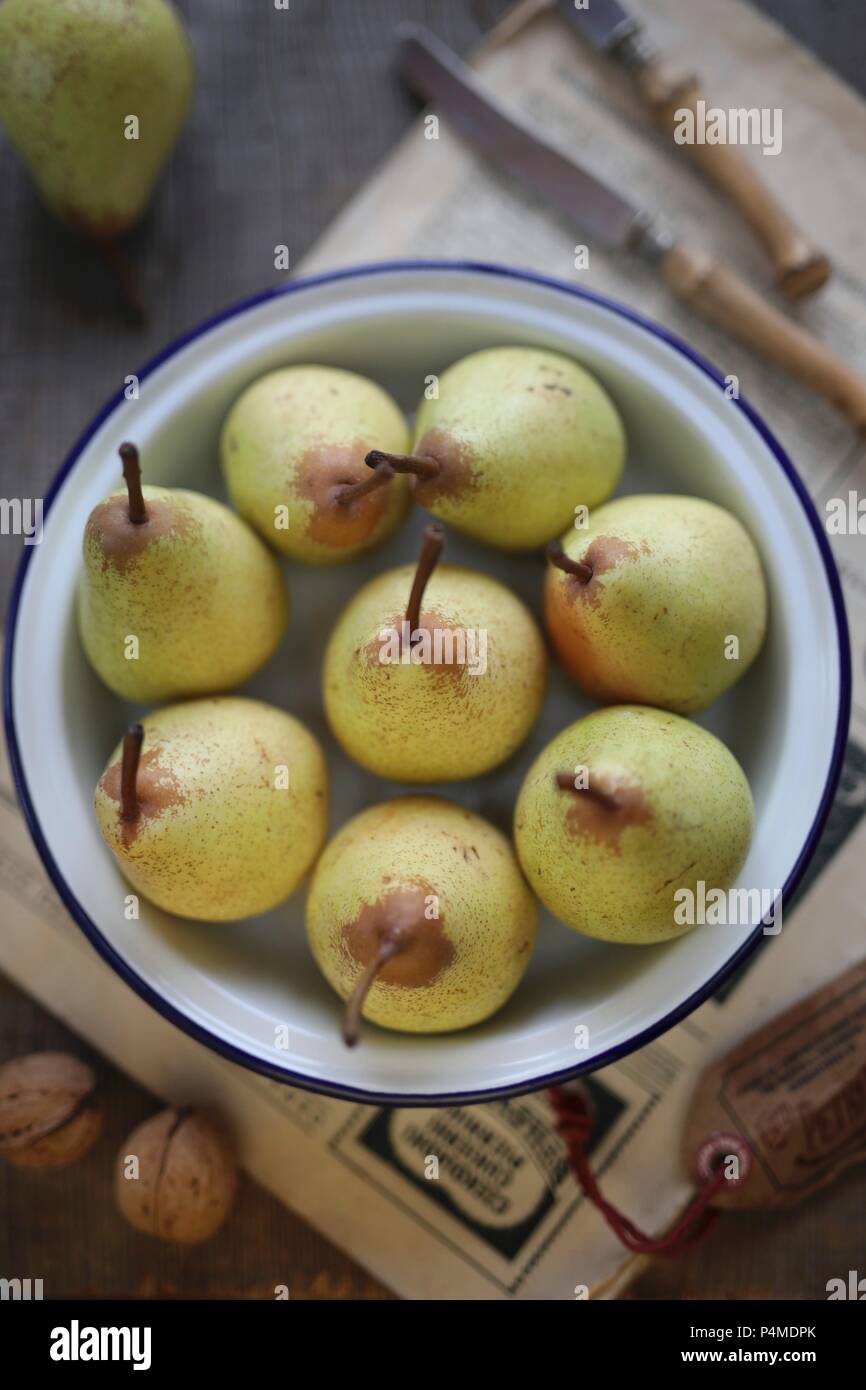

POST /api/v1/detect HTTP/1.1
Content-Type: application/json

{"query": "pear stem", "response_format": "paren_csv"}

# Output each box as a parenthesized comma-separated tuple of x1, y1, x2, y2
(121, 724, 144, 823)
(342, 938, 402, 1048)
(366, 448, 441, 481)
(96, 238, 146, 326)
(405, 523, 445, 634)
(119, 443, 148, 525)
(555, 772, 621, 811)
(547, 539, 593, 584)
(334, 460, 394, 506)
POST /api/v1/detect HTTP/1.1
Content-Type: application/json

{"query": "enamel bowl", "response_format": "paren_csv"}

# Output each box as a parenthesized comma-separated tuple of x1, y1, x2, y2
(4, 261, 849, 1104)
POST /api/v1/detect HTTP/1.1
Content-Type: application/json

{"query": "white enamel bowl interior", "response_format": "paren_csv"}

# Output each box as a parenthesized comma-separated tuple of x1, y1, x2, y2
(8, 263, 844, 1102)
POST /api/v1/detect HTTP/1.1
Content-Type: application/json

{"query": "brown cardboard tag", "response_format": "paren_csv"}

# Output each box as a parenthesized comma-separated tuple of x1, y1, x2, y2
(682, 957, 866, 1209)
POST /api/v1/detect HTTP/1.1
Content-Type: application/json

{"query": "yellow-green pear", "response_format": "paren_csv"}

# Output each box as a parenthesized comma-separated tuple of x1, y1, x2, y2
(78, 443, 288, 703)
(94, 698, 328, 921)
(366, 346, 625, 549)
(306, 797, 537, 1042)
(323, 524, 547, 781)
(221, 365, 411, 565)
(514, 706, 754, 945)
(0, 0, 193, 239)
(545, 495, 767, 714)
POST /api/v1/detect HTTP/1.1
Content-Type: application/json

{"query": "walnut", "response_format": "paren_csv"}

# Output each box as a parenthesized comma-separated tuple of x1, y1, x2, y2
(0, 1052, 102, 1169)
(115, 1107, 238, 1244)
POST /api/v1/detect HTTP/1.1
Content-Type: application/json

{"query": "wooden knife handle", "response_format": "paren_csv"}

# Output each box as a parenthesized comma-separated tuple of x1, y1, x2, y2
(661, 243, 866, 431)
(637, 61, 830, 301)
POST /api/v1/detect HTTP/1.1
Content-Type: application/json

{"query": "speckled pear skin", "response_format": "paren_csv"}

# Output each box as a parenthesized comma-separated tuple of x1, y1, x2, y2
(306, 798, 537, 1033)
(545, 494, 768, 715)
(94, 698, 328, 921)
(0, 0, 193, 238)
(221, 365, 412, 564)
(514, 706, 754, 945)
(323, 563, 547, 781)
(78, 485, 289, 702)
(410, 346, 625, 549)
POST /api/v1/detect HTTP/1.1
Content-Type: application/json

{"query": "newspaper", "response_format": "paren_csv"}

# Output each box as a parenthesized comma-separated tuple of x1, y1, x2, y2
(2, 0, 865, 1300)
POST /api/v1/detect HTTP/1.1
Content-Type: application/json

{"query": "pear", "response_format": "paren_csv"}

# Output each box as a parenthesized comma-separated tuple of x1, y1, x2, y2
(545, 494, 768, 714)
(323, 523, 547, 781)
(0, 0, 193, 240)
(78, 443, 288, 703)
(306, 797, 537, 1043)
(366, 346, 625, 549)
(94, 698, 328, 921)
(514, 706, 754, 945)
(220, 365, 412, 565)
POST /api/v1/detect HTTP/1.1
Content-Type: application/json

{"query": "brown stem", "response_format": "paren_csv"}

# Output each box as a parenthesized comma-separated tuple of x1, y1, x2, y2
(547, 539, 593, 584)
(366, 448, 441, 481)
(405, 523, 445, 634)
(342, 939, 402, 1048)
(96, 238, 146, 326)
(555, 772, 622, 811)
(334, 460, 394, 506)
(119, 443, 147, 524)
(120, 724, 144, 823)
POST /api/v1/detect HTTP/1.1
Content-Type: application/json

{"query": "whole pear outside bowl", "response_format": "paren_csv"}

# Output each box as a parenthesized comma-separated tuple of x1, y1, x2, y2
(4, 262, 849, 1105)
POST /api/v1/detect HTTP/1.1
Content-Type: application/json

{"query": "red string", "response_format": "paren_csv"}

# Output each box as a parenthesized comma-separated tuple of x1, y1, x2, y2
(548, 1084, 752, 1258)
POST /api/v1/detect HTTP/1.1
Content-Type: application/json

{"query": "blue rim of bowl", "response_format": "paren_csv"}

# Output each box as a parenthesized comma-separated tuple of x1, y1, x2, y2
(3, 259, 852, 1106)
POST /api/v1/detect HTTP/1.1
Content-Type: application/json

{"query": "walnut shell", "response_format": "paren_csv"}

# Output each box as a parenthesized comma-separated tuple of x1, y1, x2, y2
(115, 1107, 238, 1244)
(0, 1052, 102, 1169)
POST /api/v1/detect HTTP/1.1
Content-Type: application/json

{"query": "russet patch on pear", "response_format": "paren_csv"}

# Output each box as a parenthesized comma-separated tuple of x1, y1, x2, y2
(84, 494, 193, 574)
(295, 440, 397, 548)
(560, 775, 653, 852)
(341, 884, 455, 989)
(99, 744, 187, 848)
(410, 427, 481, 507)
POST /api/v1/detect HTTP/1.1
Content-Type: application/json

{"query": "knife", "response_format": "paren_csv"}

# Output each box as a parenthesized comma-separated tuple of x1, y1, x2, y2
(555, 0, 829, 299)
(396, 26, 866, 432)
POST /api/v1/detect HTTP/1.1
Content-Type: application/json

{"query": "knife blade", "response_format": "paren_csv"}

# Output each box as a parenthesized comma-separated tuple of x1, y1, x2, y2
(555, 0, 829, 298)
(395, 26, 866, 430)
(397, 24, 667, 261)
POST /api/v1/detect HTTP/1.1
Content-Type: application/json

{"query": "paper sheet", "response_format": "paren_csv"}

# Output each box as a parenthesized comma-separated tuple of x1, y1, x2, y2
(2, 0, 865, 1299)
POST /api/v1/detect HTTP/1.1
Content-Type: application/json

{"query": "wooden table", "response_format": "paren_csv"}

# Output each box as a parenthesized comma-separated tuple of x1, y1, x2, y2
(2, 0, 864, 1300)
